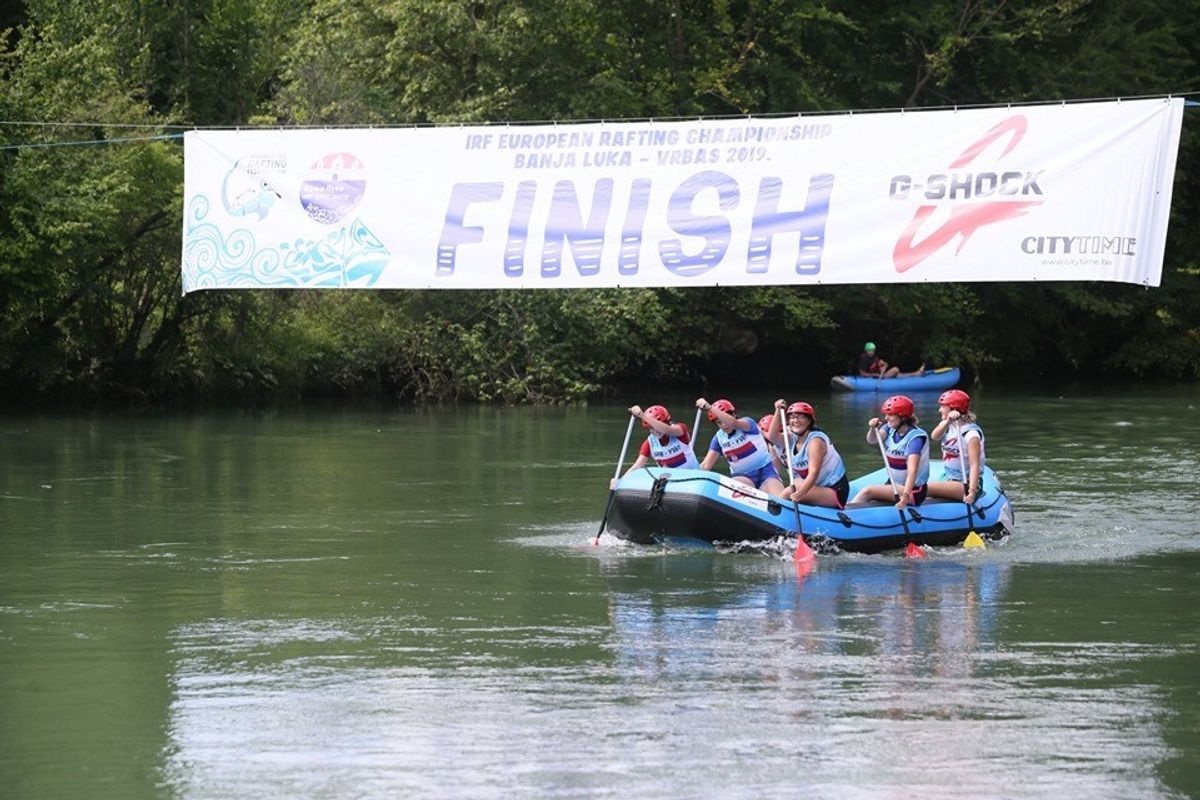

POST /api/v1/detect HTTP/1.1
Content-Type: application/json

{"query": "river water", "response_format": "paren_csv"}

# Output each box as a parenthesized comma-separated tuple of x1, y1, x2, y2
(1, 387, 1198, 799)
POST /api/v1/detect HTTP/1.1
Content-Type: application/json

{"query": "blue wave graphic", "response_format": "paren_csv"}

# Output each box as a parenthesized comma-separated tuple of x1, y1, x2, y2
(182, 194, 391, 291)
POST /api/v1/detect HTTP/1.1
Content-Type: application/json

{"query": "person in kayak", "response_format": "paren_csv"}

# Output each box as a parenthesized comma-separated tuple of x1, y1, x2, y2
(926, 389, 986, 504)
(770, 399, 850, 508)
(621, 404, 700, 475)
(852, 394, 930, 508)
(695, 397, 786, 496)
(857, 341, 924, 378)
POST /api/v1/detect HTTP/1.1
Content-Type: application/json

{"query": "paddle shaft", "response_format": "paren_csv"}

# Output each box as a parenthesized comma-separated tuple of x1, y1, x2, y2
(691, 406, 703, 457)
(954, 421, 977, 533)
(778, 407, 804, 539)
(779, 407, 816, 561)
(595, 414, 637, 543)
(874, 427, 913, 538)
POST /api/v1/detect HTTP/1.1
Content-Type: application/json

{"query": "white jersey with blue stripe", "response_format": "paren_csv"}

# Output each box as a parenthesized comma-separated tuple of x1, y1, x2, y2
(940, 422, 985, 482)
(788, 430, 846, 487)
(647, 431, 700, 470)
(710, 418, 772, 476)
(884, 424, 930, 488)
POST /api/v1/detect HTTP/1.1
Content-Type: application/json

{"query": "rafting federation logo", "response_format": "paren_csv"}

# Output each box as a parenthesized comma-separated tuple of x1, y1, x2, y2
(888, 115, 1044, 273)
(718, 479, 770, 511)
(300, 152, 367, 225)
(221, 154, 286, 221)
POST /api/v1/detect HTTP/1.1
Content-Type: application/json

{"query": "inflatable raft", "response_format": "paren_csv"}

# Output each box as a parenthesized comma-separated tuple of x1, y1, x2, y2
(605, 465, 1013, 554)
(830, 366, 960, 393)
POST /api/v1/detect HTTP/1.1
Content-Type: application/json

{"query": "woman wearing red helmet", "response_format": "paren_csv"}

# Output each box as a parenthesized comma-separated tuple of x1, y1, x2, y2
(852, 394, 931, 508)
(620, 403, 700, 477)
(694, 397, 786, 496)
(927, 390, 987, 504)
(770, 398, 850, 508)
(758, 414, 789, 479)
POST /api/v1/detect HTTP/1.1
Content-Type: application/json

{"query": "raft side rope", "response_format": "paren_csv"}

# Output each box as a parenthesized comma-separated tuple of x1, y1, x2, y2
(636, 467, 1005, 530)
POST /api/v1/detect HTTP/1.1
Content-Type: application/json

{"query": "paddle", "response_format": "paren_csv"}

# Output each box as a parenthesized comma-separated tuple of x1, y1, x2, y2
(594, 413, 637, 546)
(691, 405, 704, 459)
(778, 407, 816, 565)
(874, 424, 913, 540)
(954, 420, 986, 549)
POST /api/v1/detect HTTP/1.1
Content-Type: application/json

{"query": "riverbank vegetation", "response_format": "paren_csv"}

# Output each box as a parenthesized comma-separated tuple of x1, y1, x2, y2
(1, 0, 1197, 404)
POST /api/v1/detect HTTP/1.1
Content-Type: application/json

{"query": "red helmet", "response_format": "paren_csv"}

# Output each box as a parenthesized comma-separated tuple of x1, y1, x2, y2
(938, 389, 970, 413)
(786, 401, 815, 421)
(707, 398, 736, 421)
(758, 415, 775, 432)
(642, 405, 671, 428)
(881, 395, 914, 417)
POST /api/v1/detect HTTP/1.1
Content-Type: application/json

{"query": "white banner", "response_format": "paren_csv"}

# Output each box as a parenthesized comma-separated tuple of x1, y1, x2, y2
(181, 98, 1184, 292)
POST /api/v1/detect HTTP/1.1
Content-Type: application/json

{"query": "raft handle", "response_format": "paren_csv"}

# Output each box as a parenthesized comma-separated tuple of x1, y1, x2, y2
(836, 511, 853, 528)
(646, 475, 670, 511)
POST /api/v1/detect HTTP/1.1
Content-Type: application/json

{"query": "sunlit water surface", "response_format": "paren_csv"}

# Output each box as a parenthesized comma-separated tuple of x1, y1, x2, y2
(1, 387, 1198, 799)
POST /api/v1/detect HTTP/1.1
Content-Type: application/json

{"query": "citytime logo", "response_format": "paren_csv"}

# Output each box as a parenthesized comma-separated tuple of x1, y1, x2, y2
(888, 115, 1044, 273)
(1020, 235, 1136, 256)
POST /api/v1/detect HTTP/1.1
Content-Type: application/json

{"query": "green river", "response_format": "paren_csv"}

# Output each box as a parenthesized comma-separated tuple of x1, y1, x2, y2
(1, 386, 1198, 798)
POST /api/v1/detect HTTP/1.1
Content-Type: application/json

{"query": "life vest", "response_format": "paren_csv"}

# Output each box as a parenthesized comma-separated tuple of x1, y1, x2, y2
(712, 418, 772, 476)
(940, 422, 986, 482)
(861, 356, 885, 373)
(884, 424, 930, 488)
(647, 429, 699, 469)
(789, 430, 847, 487)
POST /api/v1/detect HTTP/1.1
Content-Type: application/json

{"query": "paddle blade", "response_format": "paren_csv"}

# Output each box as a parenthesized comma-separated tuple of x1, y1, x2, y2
(794, 535, 816, 567)
(795, 550, 815, 579)
(904, 542, 926, 559)
(962, 531, 986, 549)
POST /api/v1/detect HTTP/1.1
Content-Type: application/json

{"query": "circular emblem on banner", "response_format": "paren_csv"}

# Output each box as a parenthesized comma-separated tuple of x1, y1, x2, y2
(300, 152, 366, 225)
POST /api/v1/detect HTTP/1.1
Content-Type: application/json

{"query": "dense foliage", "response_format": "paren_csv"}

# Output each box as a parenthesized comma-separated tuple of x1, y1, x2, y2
(1, 0, 1197, 404)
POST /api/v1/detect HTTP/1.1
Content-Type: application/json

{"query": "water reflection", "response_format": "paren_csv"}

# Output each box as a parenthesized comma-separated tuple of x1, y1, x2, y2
(602, 556, 1010, 688)
(159, 553, 1182, 799)
(597, 553, 1177, 796)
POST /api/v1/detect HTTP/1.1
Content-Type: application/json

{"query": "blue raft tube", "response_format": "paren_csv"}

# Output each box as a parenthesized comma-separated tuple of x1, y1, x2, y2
(830, 366, 961, 393)
(605, 465, 1013, 554)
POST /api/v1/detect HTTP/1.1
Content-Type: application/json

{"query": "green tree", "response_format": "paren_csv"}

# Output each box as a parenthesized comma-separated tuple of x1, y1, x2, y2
(1, 0, 1198, 405)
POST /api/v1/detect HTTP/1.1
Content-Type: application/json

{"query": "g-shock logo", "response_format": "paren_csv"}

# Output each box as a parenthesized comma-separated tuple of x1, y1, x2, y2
(888, 171, 1043, 201)
(891, 116, 1044, 273)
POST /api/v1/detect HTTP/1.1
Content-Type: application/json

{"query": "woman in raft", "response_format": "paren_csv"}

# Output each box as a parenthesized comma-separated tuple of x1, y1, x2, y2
(927, 389, 986, 504)
(621, 404, 699, 475)
(767, 399, 850, 508)
(851, 394, 930, 509)
(695, 397, 786, 497)
(758, 414, 789, 479)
